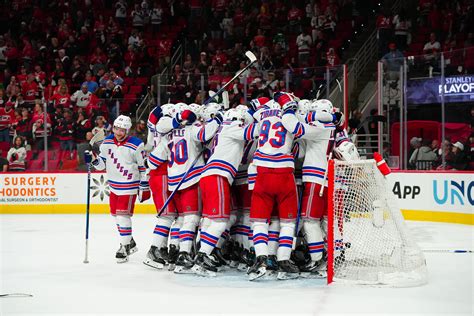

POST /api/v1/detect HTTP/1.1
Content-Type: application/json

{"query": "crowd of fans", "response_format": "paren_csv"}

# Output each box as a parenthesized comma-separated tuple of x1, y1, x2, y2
(0, 0, 375, 171)
(379, 0, 474, 77)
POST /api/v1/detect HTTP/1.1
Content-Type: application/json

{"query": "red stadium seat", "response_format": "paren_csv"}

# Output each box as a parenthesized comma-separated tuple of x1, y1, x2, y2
(135, 77, 148, 86)
(128, 86, 142, 95)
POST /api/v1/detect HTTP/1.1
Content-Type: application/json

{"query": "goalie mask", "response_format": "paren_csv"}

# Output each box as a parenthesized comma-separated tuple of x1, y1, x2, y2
(333, 141, 360, 161)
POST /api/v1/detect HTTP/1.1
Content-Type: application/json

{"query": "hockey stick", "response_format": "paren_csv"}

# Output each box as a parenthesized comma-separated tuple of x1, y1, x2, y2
(83, 161, 91, 264)
(0, 293, 33, 298)
(204, 51, 257, 105)
(422, 249, 473, 253)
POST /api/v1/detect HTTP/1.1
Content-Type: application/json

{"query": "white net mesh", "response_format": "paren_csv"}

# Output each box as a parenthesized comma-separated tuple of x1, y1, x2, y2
(329, 159, 428, 287)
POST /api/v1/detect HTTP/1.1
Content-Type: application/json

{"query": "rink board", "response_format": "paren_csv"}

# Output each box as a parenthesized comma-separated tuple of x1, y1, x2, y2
(0, 171, 473, 225)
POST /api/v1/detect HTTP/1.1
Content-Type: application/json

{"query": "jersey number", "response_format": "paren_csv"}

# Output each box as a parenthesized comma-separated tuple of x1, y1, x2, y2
(169, 139, 188, 166)
(259, 121, 287, 148)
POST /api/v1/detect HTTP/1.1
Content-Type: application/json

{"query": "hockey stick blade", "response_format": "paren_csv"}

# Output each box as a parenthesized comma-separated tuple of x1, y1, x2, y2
(245, 51, 257, 63)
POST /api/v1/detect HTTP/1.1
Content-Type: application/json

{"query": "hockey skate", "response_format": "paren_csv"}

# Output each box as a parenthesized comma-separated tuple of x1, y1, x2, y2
(264, 255, 279, 278)
(247, 255, 268, 281)
(143, 246, 168, 269)
(299, 260, 326, 279)
(173, 252, 195, 274)
(116, 238, 138, 263)
(212, 248, 228, 266)
(167, 244, 179, 271)
(277, 260, 300, 280)
(191, 252, 218, 277)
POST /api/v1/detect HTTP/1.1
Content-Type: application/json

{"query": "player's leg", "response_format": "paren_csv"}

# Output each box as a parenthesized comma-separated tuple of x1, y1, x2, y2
(276, 171, 299, 279)
(248, 169, 274, 280)
(299, 182, 326, 276)
(174, 184, 201, 273)
(145, 173, 177, 269)
(193, 175, 232, 275)
(267, 209, 280, 274)
(111, 193, 138, 263)
(168, 214, 183, 270)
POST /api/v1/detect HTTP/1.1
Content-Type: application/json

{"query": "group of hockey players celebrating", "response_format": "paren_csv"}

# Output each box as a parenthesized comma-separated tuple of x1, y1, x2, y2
(84, 91, 358, 281)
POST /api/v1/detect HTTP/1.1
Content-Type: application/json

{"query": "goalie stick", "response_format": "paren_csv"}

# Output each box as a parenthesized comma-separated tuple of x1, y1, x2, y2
(157, 51, 258, 217)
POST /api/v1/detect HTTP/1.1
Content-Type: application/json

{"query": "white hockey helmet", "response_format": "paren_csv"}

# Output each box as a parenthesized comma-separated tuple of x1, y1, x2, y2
(224, 108, 244, 122)
(265, 99, 281, 110)
(333, 141, 360, 161)
(161, 103, 177, 117)
(297, 99, 312, 114)
(315, 99, 334, 113)
(113, 115, 132, 132)
(202, 102, 222, 121)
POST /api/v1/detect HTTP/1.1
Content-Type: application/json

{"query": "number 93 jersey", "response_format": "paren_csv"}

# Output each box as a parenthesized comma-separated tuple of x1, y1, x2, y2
(253, 107, 296, 169)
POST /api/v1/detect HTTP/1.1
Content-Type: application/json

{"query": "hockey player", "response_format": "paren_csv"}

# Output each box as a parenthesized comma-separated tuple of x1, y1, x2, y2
(247, 93, 309, 281)
(84, 115, 150, 263)
(143, 104, 179, 269)
(155, 103, 223, 273)
(282, 99, 344, 276)
(192, 107, 259, 276)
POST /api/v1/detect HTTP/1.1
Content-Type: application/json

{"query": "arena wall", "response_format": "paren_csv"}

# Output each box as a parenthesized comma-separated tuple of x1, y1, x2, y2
(0, 171, 472, 225)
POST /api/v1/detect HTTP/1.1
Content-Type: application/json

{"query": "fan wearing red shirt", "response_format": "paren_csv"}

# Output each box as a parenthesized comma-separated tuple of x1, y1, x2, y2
(21, 74, 39, 103)
(288, 4, 303, 34)
(254, 29, 266, 48)
(208, 68, 223, 91)
(0, 101, 15, 142)
(51, 85, 72, 110)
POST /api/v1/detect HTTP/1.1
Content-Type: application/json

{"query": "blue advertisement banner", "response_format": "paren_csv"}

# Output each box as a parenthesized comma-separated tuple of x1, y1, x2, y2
(406, 75, 474, 104)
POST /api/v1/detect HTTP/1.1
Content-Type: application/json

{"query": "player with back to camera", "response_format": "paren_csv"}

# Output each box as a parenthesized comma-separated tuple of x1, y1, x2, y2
(84, 115, 150, 263)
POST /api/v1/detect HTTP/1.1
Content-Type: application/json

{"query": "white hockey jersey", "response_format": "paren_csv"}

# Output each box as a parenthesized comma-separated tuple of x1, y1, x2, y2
(281, 111, 335, 185)
(148, 133, 169, 170)
(157, 118, 221, 191)
(253, 107, 297, 169)
(201, 121, 259, 185)
(92, 134, 147, 195)
(234, 140, 257, 186)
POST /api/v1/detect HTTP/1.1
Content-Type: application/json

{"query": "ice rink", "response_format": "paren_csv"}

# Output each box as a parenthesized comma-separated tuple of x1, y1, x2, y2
(1, 214, 473, 316)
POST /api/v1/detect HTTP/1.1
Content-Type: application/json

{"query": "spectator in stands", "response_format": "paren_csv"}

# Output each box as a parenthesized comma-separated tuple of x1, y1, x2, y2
(7, 136, 26, 172)
(408, 136, 422, 164)
(21, 74, 39, 105)
(423, 33, 441, 70)
(382, 43, 404, 80)
(0, 100, 14, 142)
(82, 71, 99, 93)
(409, 139, 437, 169)
(15, 108, 31, 141)
(115, 0, 127, 27)
(56, 109, 75, 160)
(447, 141, 468, 170)
(31, 102, 51, 155)
(288, 4, 303, 34)
(0, 154, 8, 171)
(296, 29, 313, 67)
(51, 85, 72, 110)
(71, 84, 92, 109)
(434, 139, 454, 170)
(392, 9, 411, 52)
(326, 47, 340, 67)
(431, 139, 440, 157)
(376, 8, 393, 57)
(5, 76, 20, 98)
(131, 119, 147, 143)
(74, 111, 92, 145)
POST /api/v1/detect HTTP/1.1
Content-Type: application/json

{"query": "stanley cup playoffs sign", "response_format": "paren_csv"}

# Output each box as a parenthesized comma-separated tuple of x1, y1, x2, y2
(407, 75, 474, 104)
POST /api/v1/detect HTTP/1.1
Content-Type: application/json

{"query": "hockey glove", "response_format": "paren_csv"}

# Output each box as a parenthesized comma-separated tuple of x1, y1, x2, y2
(84, 150, 94, 164)
(138, 181, 151, 203)
(177, 110, 197, 126)
(332, 112, 344, 126)
(274, 92, 298, 112)
(249, 97, 270, 112)
(213, 111, 224, 124)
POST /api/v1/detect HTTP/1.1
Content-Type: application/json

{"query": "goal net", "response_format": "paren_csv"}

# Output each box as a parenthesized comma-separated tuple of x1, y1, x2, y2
(326, 159, 428, 287)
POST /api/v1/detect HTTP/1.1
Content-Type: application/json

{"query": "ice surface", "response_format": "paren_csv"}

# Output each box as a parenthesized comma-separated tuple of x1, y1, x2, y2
(1, 215, 472, 315)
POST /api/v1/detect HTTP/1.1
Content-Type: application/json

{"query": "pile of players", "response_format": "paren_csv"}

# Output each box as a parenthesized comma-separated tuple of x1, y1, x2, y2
(86, 92, 359, 281)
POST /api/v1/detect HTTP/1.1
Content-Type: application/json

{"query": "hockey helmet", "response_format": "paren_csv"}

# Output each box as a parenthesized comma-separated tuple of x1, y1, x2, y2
(161, 103, 177, 117)
(314, 99, 334, 113)
(202, 102, 222, 121)
(224, 108, 244, 122)
(333, 141, 360, 161)
(113, 115, 132, 132)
